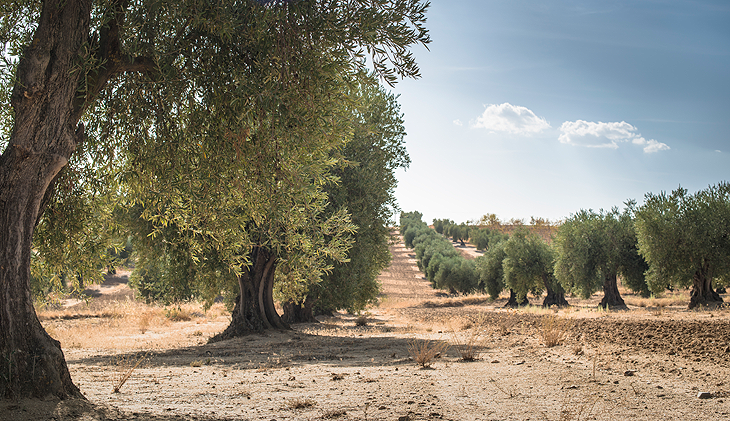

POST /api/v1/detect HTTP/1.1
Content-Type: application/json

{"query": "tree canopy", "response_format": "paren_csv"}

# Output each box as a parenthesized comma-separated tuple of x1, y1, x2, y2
(502, 228, 567, 307)
(635, 183, 730, 308)
(553, 206, 647, 309)
(0, 0, 430, 400)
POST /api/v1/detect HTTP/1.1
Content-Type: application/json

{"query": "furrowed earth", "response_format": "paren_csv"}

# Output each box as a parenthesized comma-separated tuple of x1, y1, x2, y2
(2, 236, 730, 420)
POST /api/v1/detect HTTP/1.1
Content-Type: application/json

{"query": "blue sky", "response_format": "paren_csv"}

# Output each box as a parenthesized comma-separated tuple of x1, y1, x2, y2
(390, 0, 730, 224)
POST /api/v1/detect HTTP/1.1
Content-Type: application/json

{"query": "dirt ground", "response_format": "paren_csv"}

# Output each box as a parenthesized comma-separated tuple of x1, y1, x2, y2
(3, 236, 730, 420)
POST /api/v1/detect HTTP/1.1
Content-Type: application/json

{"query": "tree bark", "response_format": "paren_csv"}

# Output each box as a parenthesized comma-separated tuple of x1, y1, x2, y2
(281, 296, 319, 324)
(209, 247, 290, 342)
(541, 275, 569, 307)
(688, 263, 723, 309)
(0, 0, 93, 399)
(599, 273, 627, 309)
(505, 289, 529, 308)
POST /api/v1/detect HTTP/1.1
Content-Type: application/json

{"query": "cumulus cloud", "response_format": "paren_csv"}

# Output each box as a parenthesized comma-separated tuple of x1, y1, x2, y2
(453, 119, 463, 126)
(472, 103, 551, 135)
(559, 120, 669, 153)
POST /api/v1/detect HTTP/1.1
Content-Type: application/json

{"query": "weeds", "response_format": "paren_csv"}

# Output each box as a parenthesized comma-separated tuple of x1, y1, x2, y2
(554, 392, 601, 421)
(539, 314, 568, 347)
(450, 327, 487, 361)
(111, 352, 147, 393)
(165, 307, 192, 322)
(408, 339, 447, 368)
(138, 311, 155, 333)
(321, 409, 347, 419)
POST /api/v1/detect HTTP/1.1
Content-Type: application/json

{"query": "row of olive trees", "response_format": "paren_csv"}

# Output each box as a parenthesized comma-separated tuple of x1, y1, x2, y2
(402, 182, 730, 310)
(553, 183, 730, 310)
(400, 212, 478, 294)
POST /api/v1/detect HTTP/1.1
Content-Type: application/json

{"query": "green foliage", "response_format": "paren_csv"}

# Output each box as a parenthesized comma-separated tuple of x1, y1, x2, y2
(303, 76, 410, 314)
(469, 227, 509, 251)
(554, 206, 648, 298)
(400, 212, 478, 294)
(501, 228, 550, 304)
(5, 1, 430, 307)
(432, 218, 453, 235)
(635, 183, 730, 294)
(475, 240, 508, 300)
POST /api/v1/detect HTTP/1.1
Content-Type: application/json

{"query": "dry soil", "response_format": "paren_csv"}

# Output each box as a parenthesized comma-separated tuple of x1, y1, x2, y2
(3, 236, 730, 420)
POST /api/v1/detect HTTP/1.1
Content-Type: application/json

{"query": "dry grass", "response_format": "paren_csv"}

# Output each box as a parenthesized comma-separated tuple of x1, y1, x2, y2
(38, 299, 227, 350)
(111, 352, 147, 393)
(408, 339, 448, 368)
(419, 294, 492, 308)
(539, 314, 569, 348)
(165, 306, 193, 321)
(321, 409, 347, 419)
(624, 293, 689, 309)
(450, 313, 488, 361)
(450, 329, 487, 361)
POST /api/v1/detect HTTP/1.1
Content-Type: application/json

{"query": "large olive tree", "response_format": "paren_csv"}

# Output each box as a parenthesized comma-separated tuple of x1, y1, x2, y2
(554, 206, 647, 309)
(635, 183, 730, 309)
(0, 0, 429, 400)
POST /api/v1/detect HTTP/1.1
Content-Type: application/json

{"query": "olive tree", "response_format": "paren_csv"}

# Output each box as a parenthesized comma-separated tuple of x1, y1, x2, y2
(475, 239, 507, 300)
(635, 183, 730, 308)
(554, 206, 647, 309)
(281, 76, 410, 321)
(503, 228, 567, 307)
(0, 0, 430, 400)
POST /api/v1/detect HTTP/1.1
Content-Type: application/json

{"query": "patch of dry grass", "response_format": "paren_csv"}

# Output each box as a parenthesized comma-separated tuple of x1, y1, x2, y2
(450, 328, 487, 361)
(539, 314, 569, 348)
(624, 293, 688, 309)
(418, 294, 492, 308)
(38, 299, 227, 350)
(408, 339, 448, 368)
(165, 306, 193, 322)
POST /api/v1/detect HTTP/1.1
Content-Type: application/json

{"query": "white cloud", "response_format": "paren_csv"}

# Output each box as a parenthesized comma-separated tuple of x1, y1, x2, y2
(472, 103, 551, 135)
(559, 120, 670, 153)
(453, 119, 463, 126)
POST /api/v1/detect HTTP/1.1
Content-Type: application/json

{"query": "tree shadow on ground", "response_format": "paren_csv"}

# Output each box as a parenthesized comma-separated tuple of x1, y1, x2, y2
(67, 321, 431, 372)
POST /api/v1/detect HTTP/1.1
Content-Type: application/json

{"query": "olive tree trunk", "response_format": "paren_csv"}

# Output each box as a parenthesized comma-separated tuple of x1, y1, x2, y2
(599, 273, 627, 309)
(688, 263, 723, 309)
(505, 289, 529, 308)
(0, 0, 93, 399)
(210, 247, 290, 342)
(281, 296, 318, 324)
(542, 275, 569, 308)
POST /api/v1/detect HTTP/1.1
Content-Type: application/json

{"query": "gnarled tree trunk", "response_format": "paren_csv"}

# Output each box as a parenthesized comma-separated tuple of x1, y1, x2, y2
(542, 275, 569, 307)
(689, 263, 723, 309)
(1, 0, 155, 399)
(0, 0, 92, 399)
(210, 247, 290, 342)
(281, 296, 318, 324)
(599, 273, 626, 309)
(505, 289, 529, 308)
